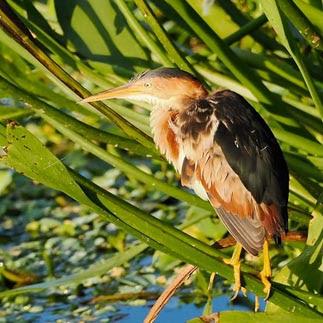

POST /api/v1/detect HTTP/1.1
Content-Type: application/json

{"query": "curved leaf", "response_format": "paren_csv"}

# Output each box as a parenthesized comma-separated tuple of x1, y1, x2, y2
(54, 0, 149, 71)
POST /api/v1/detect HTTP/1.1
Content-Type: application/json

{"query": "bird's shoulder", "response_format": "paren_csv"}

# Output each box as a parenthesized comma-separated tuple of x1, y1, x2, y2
(211, 90, 289, 202)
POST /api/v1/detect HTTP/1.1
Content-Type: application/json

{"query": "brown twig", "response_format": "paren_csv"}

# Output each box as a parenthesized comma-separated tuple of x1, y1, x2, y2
(144, 264, 198, 323)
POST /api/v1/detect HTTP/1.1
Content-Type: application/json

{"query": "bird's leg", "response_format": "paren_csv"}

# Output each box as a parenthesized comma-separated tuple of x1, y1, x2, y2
(224, 243, 245, 300)
(259, 239, 271, 300)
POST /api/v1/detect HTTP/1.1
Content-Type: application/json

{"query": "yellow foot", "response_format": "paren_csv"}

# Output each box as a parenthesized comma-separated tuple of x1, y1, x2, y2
(223, 243, 244, 300)
(259, 269, 271, 300)
(260, 239, 272, 300)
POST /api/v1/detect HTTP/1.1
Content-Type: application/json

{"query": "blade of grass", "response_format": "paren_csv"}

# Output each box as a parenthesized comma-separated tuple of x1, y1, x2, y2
(224, 14, 268, 45)
(0, 1, 155, 150)
(115, 0, 172, 66)
(0, 46, 154, 132)
(32, 104, 159, 159)
(285, 153, 323, 182)
(278, 0, 323, 51)
(134, 0, 196, 74)
(290, 176, 317, 207)
(293, 0, 323, 34)
(232, 48, 323, 92)
(0, 106, 32, 121)
(197, 311, 322, 323)
(0, 50, 101, 118)
(1, 6, 167, 127)
(261, 0, 323, 122)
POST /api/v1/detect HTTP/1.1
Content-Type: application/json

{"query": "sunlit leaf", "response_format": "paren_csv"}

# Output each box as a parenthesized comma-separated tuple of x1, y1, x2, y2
(188, 311, 323, 323)
(261, 0, 323, 120)
(2, 123, 88, 202)
(54, 0, 149, 72)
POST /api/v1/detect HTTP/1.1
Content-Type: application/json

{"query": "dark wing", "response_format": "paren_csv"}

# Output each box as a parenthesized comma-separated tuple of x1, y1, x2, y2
(211, 90, 289, 230)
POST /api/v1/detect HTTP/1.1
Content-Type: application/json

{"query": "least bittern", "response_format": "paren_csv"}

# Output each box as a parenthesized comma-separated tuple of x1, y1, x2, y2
(82, 68, 289, 301)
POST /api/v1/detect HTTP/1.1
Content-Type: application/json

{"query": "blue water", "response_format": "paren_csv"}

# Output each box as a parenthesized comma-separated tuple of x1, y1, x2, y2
(5, 292, 265, 322)
(118, 294, 265, 322)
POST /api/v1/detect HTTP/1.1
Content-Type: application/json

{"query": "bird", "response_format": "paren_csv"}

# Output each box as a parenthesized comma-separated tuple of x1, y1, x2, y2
(81, 67, 289, 301)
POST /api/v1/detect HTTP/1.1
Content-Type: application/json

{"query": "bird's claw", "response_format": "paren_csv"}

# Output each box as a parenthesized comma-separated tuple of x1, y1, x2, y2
(260, 240, 272, 300)
(259, 269, 271, 300)
(229, 282, 246, 301)
(241, 286, 247, 297)
(224, 252, 243, 300)
(230, 288, 240, 301)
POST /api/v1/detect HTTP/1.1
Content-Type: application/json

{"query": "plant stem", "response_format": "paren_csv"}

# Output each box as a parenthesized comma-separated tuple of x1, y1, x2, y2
(216, 0, 281, 51)
(0, 1, 155, 150)
(278, 0, 323, 51)
(224, 14, 268, 45)
(116, 0, 172, 66)
(134, 0, 196, 74)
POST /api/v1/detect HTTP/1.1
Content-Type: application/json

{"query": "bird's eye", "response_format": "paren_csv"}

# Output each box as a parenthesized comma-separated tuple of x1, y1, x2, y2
(144, 82, 151, 88)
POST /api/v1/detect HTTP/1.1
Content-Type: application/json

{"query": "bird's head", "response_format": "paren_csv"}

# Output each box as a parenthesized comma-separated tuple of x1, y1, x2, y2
(81, 68, 208, 108)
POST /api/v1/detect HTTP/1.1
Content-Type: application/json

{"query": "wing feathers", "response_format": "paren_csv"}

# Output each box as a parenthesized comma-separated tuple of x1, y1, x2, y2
(197, 147, 284, 253)
(216, 208, 265, 256)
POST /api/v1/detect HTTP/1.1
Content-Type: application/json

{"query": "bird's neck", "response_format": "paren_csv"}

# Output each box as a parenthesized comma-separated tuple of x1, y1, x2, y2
(150, 83, 208, 112)
(150, 106, 181, 170)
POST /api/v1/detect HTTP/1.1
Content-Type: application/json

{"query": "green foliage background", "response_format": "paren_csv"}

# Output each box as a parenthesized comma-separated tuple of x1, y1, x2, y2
(0, 0, 322, 321)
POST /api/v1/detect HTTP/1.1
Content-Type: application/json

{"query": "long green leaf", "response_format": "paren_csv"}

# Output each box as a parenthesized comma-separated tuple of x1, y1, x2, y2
(134, 0, 195, 74)
(53, 0, 149, 69)
(293, 0, 323, 34)
(115, 0, 172, 66)
(278, 0, 323, 51)
(188, 312, 322, 323)
(0, 106, 32, 121)
(261, 0, 323, 121)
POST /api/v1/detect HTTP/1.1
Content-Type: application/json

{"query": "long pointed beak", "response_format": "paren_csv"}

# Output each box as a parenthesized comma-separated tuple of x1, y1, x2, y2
(80, 83, 142, 103)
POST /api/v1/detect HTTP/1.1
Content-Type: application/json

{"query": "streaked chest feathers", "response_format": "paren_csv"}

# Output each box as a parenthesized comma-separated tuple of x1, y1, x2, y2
(150, 100, 220, 200)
